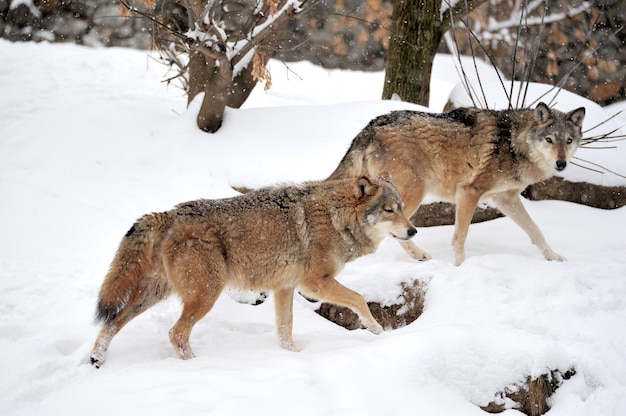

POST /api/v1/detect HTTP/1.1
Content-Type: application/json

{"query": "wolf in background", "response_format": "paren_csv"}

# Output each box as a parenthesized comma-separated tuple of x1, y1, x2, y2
(90, 177, 416, 367)
(328, 102, 585, 265)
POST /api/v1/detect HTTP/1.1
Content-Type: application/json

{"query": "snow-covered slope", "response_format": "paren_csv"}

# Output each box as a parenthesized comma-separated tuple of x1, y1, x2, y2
(1, 40, 625, 415)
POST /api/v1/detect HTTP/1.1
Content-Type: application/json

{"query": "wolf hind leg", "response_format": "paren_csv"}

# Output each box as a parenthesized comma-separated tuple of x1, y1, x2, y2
(169, 288, 223, 359)
(90, 276, 171, 368)
(90, 323, 121, 368)
(300, 275, 383, 335)
(491, 191, 566, 262)
(167, 252, 226, 360)
(90, 306, 144, 368)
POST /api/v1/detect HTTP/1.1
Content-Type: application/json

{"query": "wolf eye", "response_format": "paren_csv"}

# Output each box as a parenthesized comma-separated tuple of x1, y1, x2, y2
(545, 137, 553, 144)
(384, 208, 395, 213)
(566, 138, 573, 144)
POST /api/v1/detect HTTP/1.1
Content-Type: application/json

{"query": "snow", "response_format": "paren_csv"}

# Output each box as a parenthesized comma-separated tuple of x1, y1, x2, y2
(440, 0, 461, 17)
(481, 1, 593, 32)
(9, 0, 41, 16)
(1, 40, 625, 415)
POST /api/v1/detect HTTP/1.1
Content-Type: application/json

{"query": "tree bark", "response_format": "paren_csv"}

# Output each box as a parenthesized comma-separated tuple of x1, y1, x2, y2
(382, 0, 488, 106)
(382, 0, 443, 106)
(228, 64, 258, 109)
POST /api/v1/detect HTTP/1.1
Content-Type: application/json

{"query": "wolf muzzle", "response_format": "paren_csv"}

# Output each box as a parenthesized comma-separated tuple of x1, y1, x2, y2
(394, 227, 417, 241)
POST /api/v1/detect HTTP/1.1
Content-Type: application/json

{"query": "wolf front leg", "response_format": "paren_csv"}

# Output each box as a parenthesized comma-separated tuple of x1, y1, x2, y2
(300, 273, 383, 335)
(453, 186, 482, 265)
(273, 287, 299, 351)
(391, 171, 432, 262)
(491, 190, 566, 262)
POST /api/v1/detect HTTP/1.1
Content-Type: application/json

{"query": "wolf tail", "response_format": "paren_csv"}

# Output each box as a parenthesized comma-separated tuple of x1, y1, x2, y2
(94, 212, 171, 325)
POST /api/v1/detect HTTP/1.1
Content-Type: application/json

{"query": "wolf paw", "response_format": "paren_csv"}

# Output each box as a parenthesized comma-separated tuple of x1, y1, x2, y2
(227, 290, 268, 305)
(454, 252, 466, 266)
(279, 339, 301, 352)
(175, 347, 196, 360)
(413, 251, 432, 262)
(90, 355, 103, 368)
(366, 322, 384, 335)
(400, 241, 431, 261)
(544, 249, 566, 262)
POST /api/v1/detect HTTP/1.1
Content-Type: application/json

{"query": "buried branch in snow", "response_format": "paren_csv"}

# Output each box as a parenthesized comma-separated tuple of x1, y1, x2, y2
(523, 176, 626, 209)
(409, 176, 626, 229)
(482, 368, 577, 416)
(314, 278, 428, 331)
(411, 202, 503, 227)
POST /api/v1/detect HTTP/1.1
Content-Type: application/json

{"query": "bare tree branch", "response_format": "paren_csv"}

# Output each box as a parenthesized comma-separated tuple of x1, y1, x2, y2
(440, 0, 489, 34)
(118, 0, 306, 132)
(230, 0, 303, 67)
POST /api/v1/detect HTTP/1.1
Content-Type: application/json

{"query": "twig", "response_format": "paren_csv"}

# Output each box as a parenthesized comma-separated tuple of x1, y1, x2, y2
(463, 0, 489, 109)
(572, 157, 626, 179)
(518, 2, 546, 109)
(118, 0, 187, 41)
(449, 11, 510, 108)
(583, 110, 625, 135)
(440, 0, 489, 34)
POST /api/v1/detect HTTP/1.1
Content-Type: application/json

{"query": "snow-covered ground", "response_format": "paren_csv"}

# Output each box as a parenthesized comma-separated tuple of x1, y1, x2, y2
(0, 40, 625, 415)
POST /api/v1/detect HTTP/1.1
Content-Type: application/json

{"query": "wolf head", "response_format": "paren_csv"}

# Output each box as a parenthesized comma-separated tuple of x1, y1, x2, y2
(531, 102, 585, 172)
(356, 176, 417, 242)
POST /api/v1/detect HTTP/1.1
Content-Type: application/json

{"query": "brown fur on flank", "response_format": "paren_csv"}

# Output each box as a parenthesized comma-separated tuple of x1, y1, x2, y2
(328, 103, 585, 265)
(90, 177, 416, 367)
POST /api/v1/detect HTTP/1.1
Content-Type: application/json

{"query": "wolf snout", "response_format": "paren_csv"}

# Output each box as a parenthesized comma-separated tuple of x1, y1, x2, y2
(556, 160, 567, 171)
(394, 227, 417, 240)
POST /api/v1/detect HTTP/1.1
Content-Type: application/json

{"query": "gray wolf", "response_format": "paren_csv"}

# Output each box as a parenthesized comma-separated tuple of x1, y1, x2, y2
(90, 177, 416, 367)
(328, 102, 585, 265)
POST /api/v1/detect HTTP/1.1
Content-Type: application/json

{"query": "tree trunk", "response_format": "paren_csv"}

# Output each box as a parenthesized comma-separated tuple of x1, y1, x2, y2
(188, 50, 233, 133)
(382, 0, 443, 106)
(187, 54, 256, 132)
(183, 1, 300, 133)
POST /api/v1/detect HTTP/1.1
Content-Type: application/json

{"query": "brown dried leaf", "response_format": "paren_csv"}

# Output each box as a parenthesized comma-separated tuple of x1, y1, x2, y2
(118, 3, 132, 18)
(252, 51, 272, 91)
(267, 0, 279, 16)
(119, 0, 156, 16)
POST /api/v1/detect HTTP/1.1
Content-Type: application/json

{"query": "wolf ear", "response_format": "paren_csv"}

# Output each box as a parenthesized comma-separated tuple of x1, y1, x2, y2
(357, 176, 378, 201)
(567, 107, 585, 129)
(535, 102, 552, 124)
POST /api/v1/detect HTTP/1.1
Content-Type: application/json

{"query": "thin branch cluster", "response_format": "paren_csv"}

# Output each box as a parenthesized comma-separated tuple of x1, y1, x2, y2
(119, 0, 304, 91)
